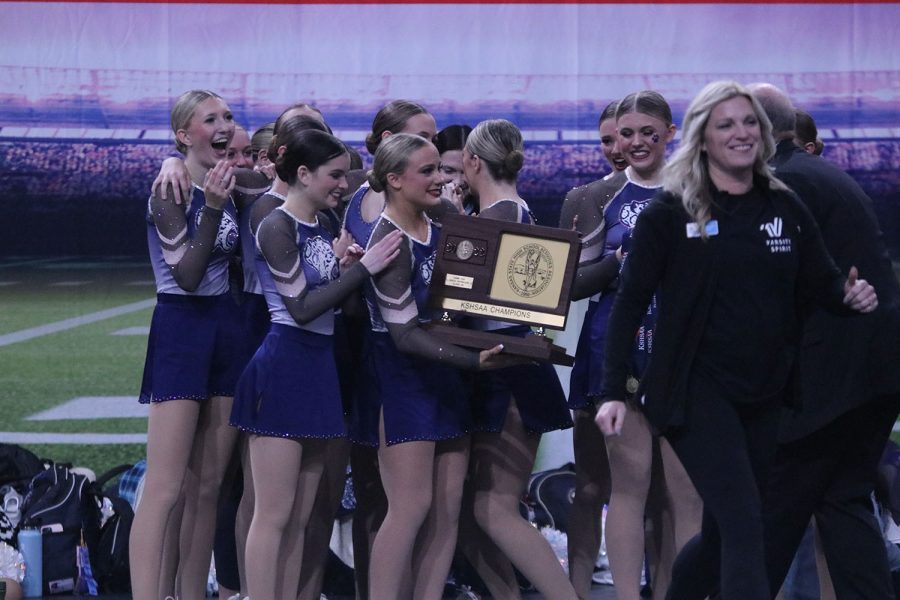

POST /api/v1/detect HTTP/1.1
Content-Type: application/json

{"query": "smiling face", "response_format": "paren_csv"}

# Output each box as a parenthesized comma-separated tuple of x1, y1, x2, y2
(702, 95, 762, 187)
(178, 96, 235, 168)
(226, 127, 253, 169)
(599, 117, 627, 172)
(301, 153, 351, 211)
(616, 110, 675, 178)
(389, 144, 444, 209)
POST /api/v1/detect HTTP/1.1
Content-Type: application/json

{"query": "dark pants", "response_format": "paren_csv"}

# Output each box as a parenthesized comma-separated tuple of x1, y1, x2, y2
(763, 393, 900, 600)
(663, 390, 781, 600)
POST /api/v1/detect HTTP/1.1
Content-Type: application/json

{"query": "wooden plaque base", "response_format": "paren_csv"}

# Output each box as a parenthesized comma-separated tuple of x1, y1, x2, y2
(424, 322, 575, 367)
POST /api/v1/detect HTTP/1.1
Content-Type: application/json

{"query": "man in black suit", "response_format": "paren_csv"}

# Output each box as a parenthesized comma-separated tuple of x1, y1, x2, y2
(749, 83, 900, 598)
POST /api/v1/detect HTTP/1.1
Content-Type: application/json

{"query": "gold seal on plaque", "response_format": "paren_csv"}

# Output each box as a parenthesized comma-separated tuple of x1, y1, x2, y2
(455, 239, 475, 260)
(507, 243, 553, 298)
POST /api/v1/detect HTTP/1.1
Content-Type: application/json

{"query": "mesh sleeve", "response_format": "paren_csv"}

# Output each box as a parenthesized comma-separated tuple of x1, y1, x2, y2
(150, 186, 222, 292)
(560, 188, 618, 300)
(257, 211, 369, 325)
(232, 168, 271, 209)
(369, 223, 481, 370)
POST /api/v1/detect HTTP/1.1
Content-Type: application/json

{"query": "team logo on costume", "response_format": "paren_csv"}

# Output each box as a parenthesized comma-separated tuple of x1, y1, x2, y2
(197, 210, 238, 254)
(420, 252, 435, 286)
(759, 217, 792, 254)
(303, 236, 339, 281)
(507, 243, 553, 298)
(619, 199, 650, 230)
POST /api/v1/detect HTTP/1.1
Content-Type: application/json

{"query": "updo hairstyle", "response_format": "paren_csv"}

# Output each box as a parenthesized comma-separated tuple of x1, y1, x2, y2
(267, 115, 329, 164)
(365, 100, 430, 156)
(274, 129, 348, 186)
(464, 119, 525, 183)
(251, 122, 275, 160)
(434, 124, 472, 154)
(365, 133, 431, 195)
(615, 90, 673, 127)
(598, 100, 620, 127)
(274, 103, 328, 134)
(171, 89, 225, 154)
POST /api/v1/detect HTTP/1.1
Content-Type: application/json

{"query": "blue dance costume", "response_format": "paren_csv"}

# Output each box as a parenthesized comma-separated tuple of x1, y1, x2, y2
(341, 182, 382, 440)
(140, 185, 242, 404)
(561, 171, 659, 409)
(342, 183, 379, 249)
(353, 215, 478, 447)
(468, 200, 573, 434)
(234, 190, 282, 369)
(230, 206, 373, 439)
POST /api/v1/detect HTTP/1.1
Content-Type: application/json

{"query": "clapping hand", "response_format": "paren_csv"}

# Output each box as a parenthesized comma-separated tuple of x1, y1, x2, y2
(202, 160, 235, 210)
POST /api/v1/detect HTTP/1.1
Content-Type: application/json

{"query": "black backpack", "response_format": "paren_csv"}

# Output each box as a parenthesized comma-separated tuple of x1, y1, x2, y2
(88, 464, 134, 593)
(520, 462, 577, 533)
(0, 443, 47, 491)
(19, 465, 101, 595)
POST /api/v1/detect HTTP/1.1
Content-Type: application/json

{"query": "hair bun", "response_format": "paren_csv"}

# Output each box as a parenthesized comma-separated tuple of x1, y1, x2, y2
(364, 133, 380, 156)
(504, 149, 525, 175)
(273, 147, 291, 182)
(366, 169, 384, 193)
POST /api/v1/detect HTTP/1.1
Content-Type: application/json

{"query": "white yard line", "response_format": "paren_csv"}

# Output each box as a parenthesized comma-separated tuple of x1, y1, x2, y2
(110, 326, 151, 336)
(0, 432, 146, 444)
(26, 396, 148, 421)
(0, 298, 155, 347)
(0, 258, 61, 269)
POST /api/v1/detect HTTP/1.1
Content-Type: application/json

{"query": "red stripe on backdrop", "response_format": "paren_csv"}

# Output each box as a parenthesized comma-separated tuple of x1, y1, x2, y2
(10, 0, 897, 3)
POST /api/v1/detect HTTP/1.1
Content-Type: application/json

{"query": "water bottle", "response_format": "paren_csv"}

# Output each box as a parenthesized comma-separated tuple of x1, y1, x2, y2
(17, 528, 42, 598)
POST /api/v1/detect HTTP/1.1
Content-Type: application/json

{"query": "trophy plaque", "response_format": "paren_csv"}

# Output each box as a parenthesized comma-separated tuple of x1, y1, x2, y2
(427, 212, 581, 365)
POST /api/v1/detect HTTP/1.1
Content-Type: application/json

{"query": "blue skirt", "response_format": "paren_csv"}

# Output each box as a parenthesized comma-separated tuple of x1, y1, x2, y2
(470, 326, 573, 433)
(139, 293, 243, 403)
(230, 324, 346, 439)
(567, 297, 610, 410)
(234, 292, 271, 373)
(350, 332, 471, 447)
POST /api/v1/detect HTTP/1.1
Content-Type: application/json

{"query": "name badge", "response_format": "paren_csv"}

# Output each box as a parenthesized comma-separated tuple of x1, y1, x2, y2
(686, 219, 719, 238)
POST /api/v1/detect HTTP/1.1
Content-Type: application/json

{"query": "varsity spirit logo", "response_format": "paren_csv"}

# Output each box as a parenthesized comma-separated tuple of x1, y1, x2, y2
(759, 217, 792, 254)
(507, 243, 553, 298)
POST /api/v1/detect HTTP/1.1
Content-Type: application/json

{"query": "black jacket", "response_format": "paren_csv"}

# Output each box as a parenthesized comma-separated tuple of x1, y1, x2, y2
(772, 140, 900, 441)
(599, 178, 846, 433)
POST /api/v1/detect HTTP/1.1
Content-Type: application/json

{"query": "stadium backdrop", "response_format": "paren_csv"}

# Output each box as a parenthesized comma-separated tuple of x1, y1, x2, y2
(0, 0, 897, 468)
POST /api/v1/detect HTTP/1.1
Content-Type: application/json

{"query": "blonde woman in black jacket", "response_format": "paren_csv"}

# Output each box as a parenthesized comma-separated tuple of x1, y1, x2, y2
(596, 80, 878, 600)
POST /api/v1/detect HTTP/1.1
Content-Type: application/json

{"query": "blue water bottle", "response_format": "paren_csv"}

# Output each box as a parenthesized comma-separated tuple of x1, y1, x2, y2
(18, 528, 42, 598)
